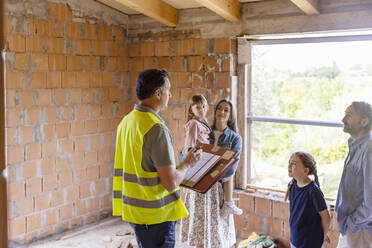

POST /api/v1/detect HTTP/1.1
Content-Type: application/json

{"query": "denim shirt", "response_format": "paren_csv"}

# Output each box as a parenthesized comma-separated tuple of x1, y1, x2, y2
(335, 131, 372, 235)
(209, 127, 242, 175)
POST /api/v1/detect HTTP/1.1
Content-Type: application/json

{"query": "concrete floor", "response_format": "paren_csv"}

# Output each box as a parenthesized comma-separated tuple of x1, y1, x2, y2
(27, 217, 193, 248)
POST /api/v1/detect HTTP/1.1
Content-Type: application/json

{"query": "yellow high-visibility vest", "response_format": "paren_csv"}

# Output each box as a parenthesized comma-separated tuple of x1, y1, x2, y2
(112, 109, 188, 224)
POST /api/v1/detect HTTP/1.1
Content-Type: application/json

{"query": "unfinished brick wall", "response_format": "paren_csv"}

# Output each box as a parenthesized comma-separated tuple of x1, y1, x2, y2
(234, 191, 341, 248)
(4, 2, 131, 243)
(4, 1, 237, 244)
(126, 31, 237, 152)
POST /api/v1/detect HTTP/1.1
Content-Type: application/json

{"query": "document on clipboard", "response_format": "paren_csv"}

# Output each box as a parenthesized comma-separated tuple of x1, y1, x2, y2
(180, 143, 238, 193)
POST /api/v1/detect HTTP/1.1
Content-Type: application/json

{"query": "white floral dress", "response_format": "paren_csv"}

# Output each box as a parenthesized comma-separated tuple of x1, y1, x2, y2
(179, 182, 236, 248)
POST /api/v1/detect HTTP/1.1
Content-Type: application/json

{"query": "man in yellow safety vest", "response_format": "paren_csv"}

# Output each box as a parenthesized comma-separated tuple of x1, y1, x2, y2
(113, 69, 201, 248)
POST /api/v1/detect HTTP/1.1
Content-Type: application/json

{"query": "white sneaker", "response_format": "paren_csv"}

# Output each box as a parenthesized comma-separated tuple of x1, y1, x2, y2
(222, 202, 243, 215)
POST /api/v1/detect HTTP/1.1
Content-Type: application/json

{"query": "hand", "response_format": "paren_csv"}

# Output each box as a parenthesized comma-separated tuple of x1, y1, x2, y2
(183, 147, 202, 167)
(324, 233, 330, 243)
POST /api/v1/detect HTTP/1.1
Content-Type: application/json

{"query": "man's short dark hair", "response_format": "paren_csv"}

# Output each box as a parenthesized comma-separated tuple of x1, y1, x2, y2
(352, 101, 372, 131)
(136, 69, 170, 100)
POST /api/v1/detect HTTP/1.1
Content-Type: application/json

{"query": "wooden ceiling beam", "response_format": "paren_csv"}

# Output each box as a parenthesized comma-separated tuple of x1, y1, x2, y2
(290, 0, 319, 15)
(194, 0, 240, 22)
(97, 0, 178, 27)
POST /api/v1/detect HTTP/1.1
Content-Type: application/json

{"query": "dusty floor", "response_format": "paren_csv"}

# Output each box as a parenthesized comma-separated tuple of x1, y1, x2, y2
(26, 217, 194, 248)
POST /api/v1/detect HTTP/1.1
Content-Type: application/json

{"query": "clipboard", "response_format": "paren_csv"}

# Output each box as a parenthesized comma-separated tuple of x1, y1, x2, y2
(180, 143, 238, 194)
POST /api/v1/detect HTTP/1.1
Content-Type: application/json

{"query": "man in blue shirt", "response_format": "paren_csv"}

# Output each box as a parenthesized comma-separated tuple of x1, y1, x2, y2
(335, 101, 372, 247)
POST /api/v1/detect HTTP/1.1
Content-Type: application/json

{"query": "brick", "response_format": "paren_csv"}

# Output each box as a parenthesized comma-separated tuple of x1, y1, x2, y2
(61, 106, 73, 121)
(143, 57, 158, 70)
(266, 217, 283, 237)
(118, 57, 129, 71)
(8, 181, 25, 200)
(44, 106, 58, 123)
(15, 53, 30, 71)
(43, 124, 55, 140)
(58, 171, 73, 188)
(97, 88, 109, 102)
(83, 24, 97, 40)
(191, 72, 205, 88)
(84, 120, 98, 134)
(255, 197, 271, 216)
(246, 213, 262, 233)
(107, 42, 119, 56)
(215, 72, 231, 88)
(98, 148, 114, 163)
(66, 186, 79, 203)
(205, 56, 219, 71)
(159, 57, 171, 71)
(55, 157, 70, 172)
(98, 26, 111, 41)
(17, 197, 34, 216)
(19, 90, 34, 107)
(85, 56, 98, 71)
(54, 3, 68, 21)
(86, 165, 99, 180)
(215, 37, 234, 53)
(91, 40, 105, 56)
(155, 42, 172, 56)
(102, 72, 116, 87)
(129, 43, 140, 57)
(141, 42, 155, 56)
(222, 56, 234, 72)
(112, 27, 124, 43)
(40, 159, 55, 176)
(105, 57, 117, 71)
(6, 34, 25, 52)
(177, 39, 193, 55)
(76, 72, 90, 88)
(6, 71, 23, 89)
(20, 127, 32, 144)
(55, 123, 70, 138)
(101, 102, 113, 117)
(7, 145, 24, 164)
(66, 22, 80, 39)
(71, 122, 85, 136)
(94, 180, 105, 195)
(32, 54, 48, 71)
(31, 72, 46, 88)
(90, 72, 102, 88)
(43, 174, 58, 192)
(239, 192, 255, 212)
(76, 200, 88, 216)
(9, 217, 26, 237)
(26, 177, 42, 196)
(62, 72, 76, 88)
(25, 107, 41, 125)
(131, 57, 144, 72)
(26, 36, 45, 52)
(7, 127, 18, 146)
(69, 89, 82, 104)
(272, 200, 289, 219)
(36, 89, 52, 106)
(75, 40, 91, 55)
(119, 45, 128, 56)
(23, 161, 38, 179)
(90, 104, 101, 119)
(102, 193, 111, 208)
(25, 143, 41, 160)
(79, 183, 92, 199)
(44, 208, 58, 226)
(59, 204, 73, 221)
(194, 39, 207, 55)
(89, 197, 100, 211)
(59, 139, 73, 155)
(82, 88, 95, 103)
(53, 88, 67, 105)
(99, 164, 111, 178)
(188, 56, 203, 72)
(67, 56, 83, 71)
(51, 189, 64, 207)
(91, 135, 101, 150)
(169, 72, 191, 88)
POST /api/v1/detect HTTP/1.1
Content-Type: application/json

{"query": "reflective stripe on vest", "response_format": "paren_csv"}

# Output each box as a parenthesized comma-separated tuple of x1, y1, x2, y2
(114, 169, 160, 186)
(113, 190, 181, 208)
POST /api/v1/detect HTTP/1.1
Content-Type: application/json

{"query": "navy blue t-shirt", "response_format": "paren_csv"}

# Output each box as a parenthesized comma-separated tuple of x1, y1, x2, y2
(289, 180, 327, 248)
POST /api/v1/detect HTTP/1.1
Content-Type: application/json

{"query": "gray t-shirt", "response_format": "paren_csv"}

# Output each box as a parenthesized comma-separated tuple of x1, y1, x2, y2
(134, 104, 175, 172)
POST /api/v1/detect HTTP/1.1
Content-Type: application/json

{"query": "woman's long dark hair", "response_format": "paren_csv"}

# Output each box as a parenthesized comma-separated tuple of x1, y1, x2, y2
(211, 99, 238, 132)
(284, 151, 320, 201)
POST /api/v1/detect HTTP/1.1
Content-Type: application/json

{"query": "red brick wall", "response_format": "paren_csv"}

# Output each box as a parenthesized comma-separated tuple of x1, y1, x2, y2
(234, 191, 341, 248)
(4, 2, 128, 243)
(4, 1, 237, 244)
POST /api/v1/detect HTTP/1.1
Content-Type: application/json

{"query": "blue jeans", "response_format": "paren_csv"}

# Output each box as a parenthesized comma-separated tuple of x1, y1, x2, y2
(129, 221, 176, 248)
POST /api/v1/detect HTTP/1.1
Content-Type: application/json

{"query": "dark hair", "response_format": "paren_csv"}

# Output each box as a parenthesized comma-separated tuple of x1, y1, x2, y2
(351, 101, 372, 131)
(211, 99, 238, 132)
(284, 151, 320, 201)
(187, 95, 208, 122)
(135, 69, 170, 100)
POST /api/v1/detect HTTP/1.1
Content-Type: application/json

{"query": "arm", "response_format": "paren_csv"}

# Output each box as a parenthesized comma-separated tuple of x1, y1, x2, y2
(183, 120, 199, 153)
(157, 148, 201, 192)
(319, 209, 331, 242)
(347, 144, 372, 226)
